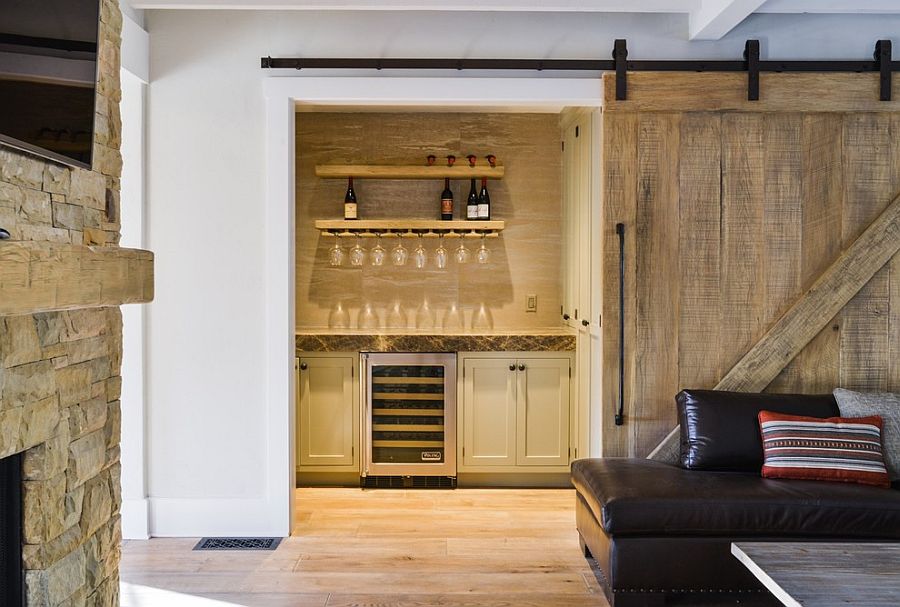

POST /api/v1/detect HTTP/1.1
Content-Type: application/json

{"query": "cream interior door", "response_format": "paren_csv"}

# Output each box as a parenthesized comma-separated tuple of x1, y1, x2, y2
(516, 358, 571, 466)
(298, 356, 355, 467)
(462, 358, 517, 467)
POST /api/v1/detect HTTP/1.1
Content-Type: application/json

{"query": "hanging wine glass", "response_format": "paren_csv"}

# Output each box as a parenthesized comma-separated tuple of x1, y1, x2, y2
(455, 237, 470, 264)
(413, 233, 428, 269)
(391, 236, 408, 266)
(434, 234, 448, 269)
(476, 232, 491, 264)
(349, 236, 366, 267)
(370, 233, 386, 267)
(329, 235, 345, 267)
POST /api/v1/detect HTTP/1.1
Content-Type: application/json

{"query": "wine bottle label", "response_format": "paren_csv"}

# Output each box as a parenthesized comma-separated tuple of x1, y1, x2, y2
(344, 203, 357, 219)
(477, 203, 489, 219)
(467, 205, 479, 219)
(441, 198, 453, 215)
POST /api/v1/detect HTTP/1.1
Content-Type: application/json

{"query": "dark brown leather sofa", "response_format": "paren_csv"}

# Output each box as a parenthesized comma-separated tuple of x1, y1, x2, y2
(571, 390, 900, 607)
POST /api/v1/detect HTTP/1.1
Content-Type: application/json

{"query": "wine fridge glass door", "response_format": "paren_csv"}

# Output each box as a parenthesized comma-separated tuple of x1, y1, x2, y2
(364, 353, 457, 478)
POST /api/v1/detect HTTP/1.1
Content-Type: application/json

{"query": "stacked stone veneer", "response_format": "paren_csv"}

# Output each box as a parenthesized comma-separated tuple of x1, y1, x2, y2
(0, 0, 125, 605)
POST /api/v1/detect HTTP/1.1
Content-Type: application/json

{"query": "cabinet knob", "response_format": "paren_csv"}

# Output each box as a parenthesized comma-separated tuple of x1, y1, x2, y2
(582, 319, 590, 327)
(509, 363, 516, 371)
(562, 313, 570, 320)
(299, 362, 308, 370)
(518, 364, 526, 371)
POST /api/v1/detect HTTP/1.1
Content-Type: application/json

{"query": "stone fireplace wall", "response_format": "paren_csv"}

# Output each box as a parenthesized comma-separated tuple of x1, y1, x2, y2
(0, 0, 125, 604)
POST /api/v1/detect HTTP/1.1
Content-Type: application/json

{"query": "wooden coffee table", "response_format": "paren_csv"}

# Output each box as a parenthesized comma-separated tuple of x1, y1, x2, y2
(732, 542, 900, 606)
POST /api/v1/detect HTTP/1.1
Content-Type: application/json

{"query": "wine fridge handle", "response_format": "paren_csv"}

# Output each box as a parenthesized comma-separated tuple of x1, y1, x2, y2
(615, 222, 626, 427)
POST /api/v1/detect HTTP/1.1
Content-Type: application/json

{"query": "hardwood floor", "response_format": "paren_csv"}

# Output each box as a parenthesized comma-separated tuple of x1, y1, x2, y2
(120, 487, 607, 607)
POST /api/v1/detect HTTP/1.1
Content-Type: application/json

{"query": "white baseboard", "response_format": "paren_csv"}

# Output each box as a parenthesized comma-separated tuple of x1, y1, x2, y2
(148, 497, 289, 538)
(121, 498, 150, 540)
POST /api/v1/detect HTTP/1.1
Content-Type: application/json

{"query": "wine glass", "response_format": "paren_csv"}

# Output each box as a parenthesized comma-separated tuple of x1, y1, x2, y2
(349, 236, 366, 267)
(329, 236, 345, 267)
(370, 234, 386, 266)
(434, 234, 448, 270)
(454, 238, 470, 264)
(328, 300, 350, 329)
(413, 234, 428, 269)
(476, 233, 491, 264)
(391, 237, 408, 266)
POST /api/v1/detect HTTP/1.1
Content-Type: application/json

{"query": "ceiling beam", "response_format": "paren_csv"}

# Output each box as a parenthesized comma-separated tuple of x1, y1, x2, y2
(689, 0, 767, 40)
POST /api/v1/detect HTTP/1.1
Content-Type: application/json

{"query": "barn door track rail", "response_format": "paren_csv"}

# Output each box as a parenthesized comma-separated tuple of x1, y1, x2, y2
(261, 39, 895, 102)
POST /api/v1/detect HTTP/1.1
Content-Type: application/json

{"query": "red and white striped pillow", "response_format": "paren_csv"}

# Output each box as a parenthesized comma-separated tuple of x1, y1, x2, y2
(758, 411, 890, 488)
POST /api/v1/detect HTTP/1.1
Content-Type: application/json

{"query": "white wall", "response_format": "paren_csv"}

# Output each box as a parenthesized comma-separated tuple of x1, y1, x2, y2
(144, 8, 900, 536)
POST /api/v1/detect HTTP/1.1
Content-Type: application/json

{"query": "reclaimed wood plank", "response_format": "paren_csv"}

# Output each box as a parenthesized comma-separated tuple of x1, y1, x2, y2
(601, 112, 638, 457)
(720, 114, 766, 374)
(770, 114, 844, 394)
(632, 113, 681, 457)
(677, 114, 722, 394)
(839, 114, 893, 391)
(603, 72, 900, 114)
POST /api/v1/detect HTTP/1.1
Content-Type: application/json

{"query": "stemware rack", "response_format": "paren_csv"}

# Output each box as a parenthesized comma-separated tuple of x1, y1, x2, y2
(314, 219, 504, 238)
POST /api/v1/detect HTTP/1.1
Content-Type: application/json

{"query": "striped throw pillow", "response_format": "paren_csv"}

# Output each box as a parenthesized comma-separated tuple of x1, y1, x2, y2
(758, 411, 890, 488)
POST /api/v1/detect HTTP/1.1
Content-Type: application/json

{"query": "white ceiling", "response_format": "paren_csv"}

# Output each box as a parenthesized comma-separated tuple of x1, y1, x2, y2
(124, 0, 900, 40)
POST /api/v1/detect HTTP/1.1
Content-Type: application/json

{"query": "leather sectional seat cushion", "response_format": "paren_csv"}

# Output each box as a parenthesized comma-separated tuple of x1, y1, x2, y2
(677, 389, 840, 471)
(571, 458, 900, 539)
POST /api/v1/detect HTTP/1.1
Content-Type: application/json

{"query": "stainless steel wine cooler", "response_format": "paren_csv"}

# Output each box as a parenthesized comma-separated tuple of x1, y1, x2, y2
(362, 353, 457, 487)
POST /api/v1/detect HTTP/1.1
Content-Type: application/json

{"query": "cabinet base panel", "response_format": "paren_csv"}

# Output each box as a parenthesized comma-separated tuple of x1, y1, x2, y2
(296, 471, 361, 487)
(458, 472, 572, 488)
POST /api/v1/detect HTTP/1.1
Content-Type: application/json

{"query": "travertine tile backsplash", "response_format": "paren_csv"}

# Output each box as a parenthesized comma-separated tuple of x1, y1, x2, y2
(295, 112, 563, 332)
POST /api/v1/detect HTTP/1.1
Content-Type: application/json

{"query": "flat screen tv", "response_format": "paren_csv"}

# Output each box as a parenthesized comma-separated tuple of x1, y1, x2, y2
(0, 0, 101, 169)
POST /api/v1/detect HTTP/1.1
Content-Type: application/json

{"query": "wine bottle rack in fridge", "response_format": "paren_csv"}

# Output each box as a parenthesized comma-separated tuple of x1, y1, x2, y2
(363, 353, 457, 480)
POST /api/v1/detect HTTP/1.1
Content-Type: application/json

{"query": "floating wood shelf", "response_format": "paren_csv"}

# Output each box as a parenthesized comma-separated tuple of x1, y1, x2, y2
(315, 164, 504, 180)
(314, 219, 504, 237)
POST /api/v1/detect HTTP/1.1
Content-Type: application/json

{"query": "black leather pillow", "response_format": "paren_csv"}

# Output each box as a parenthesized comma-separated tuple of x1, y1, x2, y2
(677, 389, 839, 472)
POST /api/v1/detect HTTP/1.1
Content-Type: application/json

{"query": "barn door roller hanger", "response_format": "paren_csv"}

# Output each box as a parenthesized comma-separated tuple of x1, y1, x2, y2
(262, 39, 895, 102)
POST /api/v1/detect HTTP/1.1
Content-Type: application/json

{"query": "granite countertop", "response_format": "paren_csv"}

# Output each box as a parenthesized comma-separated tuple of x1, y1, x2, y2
(296, 330, 577, 353)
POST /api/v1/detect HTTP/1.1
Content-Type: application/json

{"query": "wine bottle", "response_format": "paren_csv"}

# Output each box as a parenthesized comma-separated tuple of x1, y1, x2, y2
(477, 178, 490, 220)
(440, 177, 453, 220)
(466, 179, 479, 220)
(344, 177, 358, 220)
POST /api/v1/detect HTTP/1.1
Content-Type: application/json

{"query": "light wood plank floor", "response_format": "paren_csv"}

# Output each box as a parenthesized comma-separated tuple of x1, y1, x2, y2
(120, 488, 607, 607)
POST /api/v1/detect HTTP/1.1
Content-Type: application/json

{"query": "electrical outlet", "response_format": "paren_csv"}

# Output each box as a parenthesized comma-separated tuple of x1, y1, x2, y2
(526, 294, 537, 312)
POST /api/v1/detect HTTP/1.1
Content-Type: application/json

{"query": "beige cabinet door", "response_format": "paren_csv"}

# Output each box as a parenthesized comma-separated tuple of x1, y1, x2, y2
(462, 358, 517, 467)
(516, 358, 571, 466)
(298, 356, 355, 467)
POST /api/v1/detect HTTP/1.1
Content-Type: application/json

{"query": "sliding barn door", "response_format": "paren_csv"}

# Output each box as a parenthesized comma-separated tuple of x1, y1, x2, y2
(600, 72, 900, 457)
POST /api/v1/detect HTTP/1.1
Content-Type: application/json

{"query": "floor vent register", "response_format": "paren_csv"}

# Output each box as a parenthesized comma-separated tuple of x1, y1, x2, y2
(193, 537, 282, 551)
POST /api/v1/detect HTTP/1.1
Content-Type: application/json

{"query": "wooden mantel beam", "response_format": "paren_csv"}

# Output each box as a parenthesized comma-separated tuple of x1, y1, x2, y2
(0, 242, 154, 316)
(650, 192, 900, 461)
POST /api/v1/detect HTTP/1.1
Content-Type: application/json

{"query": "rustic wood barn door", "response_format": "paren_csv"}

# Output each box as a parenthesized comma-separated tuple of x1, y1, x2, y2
(600, 72, 900, 457)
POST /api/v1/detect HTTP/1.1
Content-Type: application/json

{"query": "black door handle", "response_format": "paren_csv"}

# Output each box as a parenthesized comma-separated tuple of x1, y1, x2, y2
(615, 222, 626, 426)
(562, 313, 570, 320)
(299, 362, 308, 370)
(509, 364, 516, 371)
(581, 319, 590, 327)
(518, 364, 526, 371)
